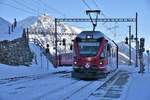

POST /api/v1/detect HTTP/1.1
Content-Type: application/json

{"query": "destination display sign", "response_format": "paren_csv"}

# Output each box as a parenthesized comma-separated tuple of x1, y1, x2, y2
(76, 38, 101, 42)
(76, 37, 101, 42)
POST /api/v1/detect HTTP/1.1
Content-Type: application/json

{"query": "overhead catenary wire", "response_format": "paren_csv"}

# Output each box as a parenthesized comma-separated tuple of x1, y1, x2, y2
(21, 0, 41, 12)
(35, 0, 66, 17)
(91, 0, 107, 24)
(0, 2, 37, 15)
(81, 0, 92, 10)
(91, 0, 119, 35)
(93, 0, 100, 10)
(12, 0, 42, 14)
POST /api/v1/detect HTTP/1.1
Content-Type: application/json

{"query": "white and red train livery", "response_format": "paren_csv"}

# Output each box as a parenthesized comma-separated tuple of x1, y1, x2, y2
(57, 53, 73, 66)
(72, 31, 118, 79)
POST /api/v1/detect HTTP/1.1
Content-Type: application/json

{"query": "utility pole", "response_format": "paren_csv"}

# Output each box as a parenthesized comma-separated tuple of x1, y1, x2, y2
(40, 51, 43, 69)
(139, 38, 145, 73)
(129, 26, 132, 65)
(54, 18, 58, 68)
(46, 44, 50, 70)
(8, 26, 11, 34)
(146, 50, 150, 72)
(135, 12, 138, 67)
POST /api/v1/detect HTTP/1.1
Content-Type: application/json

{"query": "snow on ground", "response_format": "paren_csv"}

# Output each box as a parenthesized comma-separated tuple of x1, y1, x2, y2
(0, 43, 72, 100)
(123, 73, 150, 100)
(118, 65, 150, 100)
(0, 65, 124, 100)
(1, 59, 150, 100)
(0, 43, 72, 79)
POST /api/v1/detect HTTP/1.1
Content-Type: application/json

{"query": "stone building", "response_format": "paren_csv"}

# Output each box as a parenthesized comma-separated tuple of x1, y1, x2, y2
(0, 33, 33, 66)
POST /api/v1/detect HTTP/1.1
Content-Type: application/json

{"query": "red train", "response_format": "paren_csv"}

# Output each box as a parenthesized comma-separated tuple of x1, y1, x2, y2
(72, 31, 118, 79)
(57, 53, 73, 66)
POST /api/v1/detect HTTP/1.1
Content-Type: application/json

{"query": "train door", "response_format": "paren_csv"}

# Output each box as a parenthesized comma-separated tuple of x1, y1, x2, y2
(107, 43, 117, 71)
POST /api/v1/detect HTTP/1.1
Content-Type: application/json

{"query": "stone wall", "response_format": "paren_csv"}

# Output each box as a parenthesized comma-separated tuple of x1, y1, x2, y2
(0, 33, 33, 66)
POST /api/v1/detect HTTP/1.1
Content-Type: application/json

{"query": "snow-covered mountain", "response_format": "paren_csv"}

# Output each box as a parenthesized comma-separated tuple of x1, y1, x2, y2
(118, 41, 147, 64)
(118, 42, 136, 64)
(0, 14, 82, 53)
(18, 16, 38, 29)
(0, 17, 24, 41)
(19, 14, 82, 33)
(0, 17, 11, 34)
(20, 14, 82, 54)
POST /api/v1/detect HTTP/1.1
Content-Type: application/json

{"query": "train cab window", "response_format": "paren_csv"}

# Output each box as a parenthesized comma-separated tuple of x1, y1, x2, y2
(78, 42, 99, 57)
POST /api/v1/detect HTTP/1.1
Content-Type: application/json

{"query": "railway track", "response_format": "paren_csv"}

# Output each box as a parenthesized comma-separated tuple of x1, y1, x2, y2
(33, 69, 120, 100)
(0, 71, 71, 87)
(0, 68, 129, 100)
(62, 70, 120, 100)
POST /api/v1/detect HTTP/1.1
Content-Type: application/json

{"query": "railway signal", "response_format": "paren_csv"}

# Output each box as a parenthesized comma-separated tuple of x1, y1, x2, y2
(140, 38, 145, 52)
(131, 34, 134, 41)
(125, 37, 128, 44)
(46, 44, 50, 53)
(62, 38, 66, 46)
(128, 26, 132, 65)
(46, 44, 50, 70)
(139, 38, 145, 73)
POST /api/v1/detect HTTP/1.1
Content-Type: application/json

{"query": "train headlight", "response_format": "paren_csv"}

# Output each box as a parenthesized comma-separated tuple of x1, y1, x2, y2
(74, 61, 77, 64)
(86, 35, 93, 39)
(99, 61, 103, 65)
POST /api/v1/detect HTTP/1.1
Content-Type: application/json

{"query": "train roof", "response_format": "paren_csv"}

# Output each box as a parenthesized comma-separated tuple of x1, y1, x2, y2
(76, 31, 117, 46)
(77, 31, 105, 39)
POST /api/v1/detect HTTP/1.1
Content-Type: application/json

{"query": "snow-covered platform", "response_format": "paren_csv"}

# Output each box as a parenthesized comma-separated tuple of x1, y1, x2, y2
(122, 65, 150, 100)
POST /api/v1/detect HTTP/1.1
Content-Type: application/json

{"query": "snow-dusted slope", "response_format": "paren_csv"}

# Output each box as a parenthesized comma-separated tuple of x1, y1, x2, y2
(0, 14, 81, 53)
(118, 42, 136, 64)
(18, 16, 38, 29)
(26, 14, 82, 54)
(19, 14, 81, 34)
(0, 17, 11, 34)
(0, 17, 24, 41)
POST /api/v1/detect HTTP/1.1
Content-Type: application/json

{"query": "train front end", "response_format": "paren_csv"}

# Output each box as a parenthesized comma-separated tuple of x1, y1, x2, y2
(72, 31, 108, 79)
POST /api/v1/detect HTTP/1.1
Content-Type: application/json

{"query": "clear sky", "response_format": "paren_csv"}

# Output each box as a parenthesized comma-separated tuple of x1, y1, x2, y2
(0, 0, 150, 50)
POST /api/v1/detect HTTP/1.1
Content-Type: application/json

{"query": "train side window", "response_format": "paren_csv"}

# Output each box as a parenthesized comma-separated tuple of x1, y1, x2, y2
(107, 43, 111, 57)
(100, 44, 107, 59)
(100, 50, 105, 59)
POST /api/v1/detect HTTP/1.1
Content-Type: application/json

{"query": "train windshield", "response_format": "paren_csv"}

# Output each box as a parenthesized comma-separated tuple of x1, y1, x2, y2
(79, 42, 99, 57)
